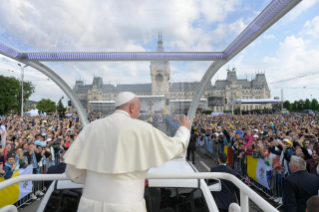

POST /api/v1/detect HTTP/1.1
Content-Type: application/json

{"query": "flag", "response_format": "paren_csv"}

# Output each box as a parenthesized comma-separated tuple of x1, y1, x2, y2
(227, 147, 233, 166)
(0, 165, 33, 208)
(223, 145, 228, 163)
(246, 155, 270, 189)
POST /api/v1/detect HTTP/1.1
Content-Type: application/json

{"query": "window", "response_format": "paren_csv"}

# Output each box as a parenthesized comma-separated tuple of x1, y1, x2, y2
(45, 188, 82, 212)
(145, 188, 209, 212)
(46, 187, 209, 212)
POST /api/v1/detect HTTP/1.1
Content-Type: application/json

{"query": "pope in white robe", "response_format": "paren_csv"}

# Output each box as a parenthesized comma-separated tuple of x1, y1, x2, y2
(63, 92, 191, 212)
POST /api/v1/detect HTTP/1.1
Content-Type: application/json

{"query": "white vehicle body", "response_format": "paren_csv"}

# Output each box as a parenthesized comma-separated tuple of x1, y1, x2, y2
(37, 159, 219, 212)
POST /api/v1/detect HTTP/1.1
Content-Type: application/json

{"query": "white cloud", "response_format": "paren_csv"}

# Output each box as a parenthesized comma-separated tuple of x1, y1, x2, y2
(284, 0, 319, 22)
(301, 16, 319, 39)
(199, 0, 241, 23)
(263, 34, 275, 39)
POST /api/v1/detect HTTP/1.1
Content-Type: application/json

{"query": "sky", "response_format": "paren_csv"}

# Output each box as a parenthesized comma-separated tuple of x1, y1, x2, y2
(0, 0, 319, 107)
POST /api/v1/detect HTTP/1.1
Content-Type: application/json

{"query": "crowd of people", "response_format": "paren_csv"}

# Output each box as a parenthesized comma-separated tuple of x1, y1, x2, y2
(0, 114, 82, 200)
(189, 113, 319, 211)
(1, 111, 319, 211)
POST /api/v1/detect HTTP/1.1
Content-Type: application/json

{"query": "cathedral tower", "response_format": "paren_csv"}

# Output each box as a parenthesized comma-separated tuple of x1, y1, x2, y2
(150, 33, 171, 95)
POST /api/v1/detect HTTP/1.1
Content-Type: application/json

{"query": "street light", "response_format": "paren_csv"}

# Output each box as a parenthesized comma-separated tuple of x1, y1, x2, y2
(18, 63, 28, 117)
(57, 95, 64, 119)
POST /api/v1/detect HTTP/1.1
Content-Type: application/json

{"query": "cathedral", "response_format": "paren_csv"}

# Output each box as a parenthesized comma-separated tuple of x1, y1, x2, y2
(72, 35, 271, 114)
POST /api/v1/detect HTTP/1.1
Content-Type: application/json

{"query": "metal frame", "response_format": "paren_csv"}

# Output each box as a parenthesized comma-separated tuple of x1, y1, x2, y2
(21, 61, 89, 127)
(187, 0, 302, 124)
(0, 172, 279, 212)
(0, 0, 301, 132)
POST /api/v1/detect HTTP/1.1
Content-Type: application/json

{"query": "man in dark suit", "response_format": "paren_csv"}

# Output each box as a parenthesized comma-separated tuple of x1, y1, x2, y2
(283, 156, 319, 212)
(187, 128, 197, 164)
(210, 152, 240, 212)
(44, 151, 67, 189)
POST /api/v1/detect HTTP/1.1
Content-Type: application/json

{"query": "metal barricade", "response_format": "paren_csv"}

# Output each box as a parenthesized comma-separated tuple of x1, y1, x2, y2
(194, 136, 288, 208)
(13, 157, 54, 209)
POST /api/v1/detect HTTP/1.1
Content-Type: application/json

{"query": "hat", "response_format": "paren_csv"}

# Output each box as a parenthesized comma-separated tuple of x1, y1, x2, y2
(46, 138, 52, 142)
(253, 135, 259, 138)
(283, 139, 293, 146)
(253, 129, 258, 132)
(6, 152, 15, 160)
(115, 92, 136, 107)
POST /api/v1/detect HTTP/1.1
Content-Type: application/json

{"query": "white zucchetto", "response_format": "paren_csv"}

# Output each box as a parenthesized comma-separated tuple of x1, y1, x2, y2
(115, 92, 136, 107)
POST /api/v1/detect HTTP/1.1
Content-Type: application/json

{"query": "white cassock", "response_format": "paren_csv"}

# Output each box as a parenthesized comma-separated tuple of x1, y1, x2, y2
(64, 110, 190, 212)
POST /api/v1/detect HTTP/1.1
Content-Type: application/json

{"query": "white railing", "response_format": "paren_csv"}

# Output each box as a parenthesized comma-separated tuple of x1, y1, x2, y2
(0, 172, 278, 212)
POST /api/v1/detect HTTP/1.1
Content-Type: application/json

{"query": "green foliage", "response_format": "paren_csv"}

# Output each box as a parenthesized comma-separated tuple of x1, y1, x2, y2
(56, 100, 66, 112)
(304, 99, 311, 109)
(0, 75, 35, 115)
(202, 110, 212, 114)
(36, 99, 56, 113)
(311, 98, 319, 111)
(283, 100, 291, 111)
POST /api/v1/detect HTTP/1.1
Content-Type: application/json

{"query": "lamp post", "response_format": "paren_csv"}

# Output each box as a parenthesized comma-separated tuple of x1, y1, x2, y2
(18, 64, 28, 117)
(57, 95, 64, 119)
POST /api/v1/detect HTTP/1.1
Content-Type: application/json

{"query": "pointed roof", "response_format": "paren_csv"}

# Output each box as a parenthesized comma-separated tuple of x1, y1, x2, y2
(156, 32, 164, 52)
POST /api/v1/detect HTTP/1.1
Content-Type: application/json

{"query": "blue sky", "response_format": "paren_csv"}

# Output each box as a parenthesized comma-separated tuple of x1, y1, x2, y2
(0, 0, 319, 106)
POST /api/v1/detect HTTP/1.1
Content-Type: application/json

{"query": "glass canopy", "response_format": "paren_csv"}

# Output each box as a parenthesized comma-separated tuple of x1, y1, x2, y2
(0, 0, 271, 53)
(0, 0, 301, 127)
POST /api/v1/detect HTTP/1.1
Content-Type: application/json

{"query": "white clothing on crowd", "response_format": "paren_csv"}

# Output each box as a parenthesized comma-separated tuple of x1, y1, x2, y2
(64, 109, 190, 212)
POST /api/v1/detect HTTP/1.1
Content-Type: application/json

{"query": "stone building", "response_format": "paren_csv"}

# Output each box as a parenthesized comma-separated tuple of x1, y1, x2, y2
(72, 35, 270, 114)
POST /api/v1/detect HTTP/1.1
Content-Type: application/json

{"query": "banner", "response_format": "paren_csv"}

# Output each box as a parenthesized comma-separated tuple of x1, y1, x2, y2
(0, 165, 33, 208)
(246, 155, 270, 189)
(198, 136, 205, 146)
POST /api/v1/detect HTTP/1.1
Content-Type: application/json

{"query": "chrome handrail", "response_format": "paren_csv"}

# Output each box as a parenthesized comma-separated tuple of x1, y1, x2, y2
(0, 172, 278, 212)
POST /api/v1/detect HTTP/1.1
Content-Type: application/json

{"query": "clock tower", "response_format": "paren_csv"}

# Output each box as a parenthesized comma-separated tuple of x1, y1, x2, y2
(150, 33, 171, 95)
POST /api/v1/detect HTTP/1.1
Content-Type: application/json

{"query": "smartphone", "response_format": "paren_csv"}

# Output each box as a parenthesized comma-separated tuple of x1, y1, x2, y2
(0, 145, 2, 149)
(0, 162, 3, 169)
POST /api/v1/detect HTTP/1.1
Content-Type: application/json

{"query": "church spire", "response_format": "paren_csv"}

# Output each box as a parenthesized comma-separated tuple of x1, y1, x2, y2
(156, 32, 164, 52)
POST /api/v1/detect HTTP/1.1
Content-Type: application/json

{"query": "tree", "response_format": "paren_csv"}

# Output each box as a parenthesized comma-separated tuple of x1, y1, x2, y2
(311, 98, 319, 111)
(298, 99, 304, 111)
(0, 75, 35, 115)
(293, 101, 299, 112)
(283, 100, 291, 111)
(36, 99, 56, 113)
(304, 98, 311, 109)
(57, 100, 66, 112)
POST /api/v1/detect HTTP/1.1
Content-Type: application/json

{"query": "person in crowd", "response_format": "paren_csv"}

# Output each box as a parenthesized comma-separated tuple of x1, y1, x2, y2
(44, 151, 67, 189)
(306, 149, 319, 178)
(306, 195, 319, 212)
(187, 128, 196, 164)
(210, 152, 240, 212)
(0, 152, 18, 179)
(64, 92, 191, 211)
(283, 156, 319, 212)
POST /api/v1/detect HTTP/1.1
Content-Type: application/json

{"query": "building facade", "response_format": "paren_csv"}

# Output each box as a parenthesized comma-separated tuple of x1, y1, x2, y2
(73, 36, 271, 114)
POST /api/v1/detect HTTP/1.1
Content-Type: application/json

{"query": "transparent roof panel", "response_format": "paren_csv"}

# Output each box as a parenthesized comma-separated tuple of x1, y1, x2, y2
(42, 60, 210, 121)
(0, 0, 271, 52)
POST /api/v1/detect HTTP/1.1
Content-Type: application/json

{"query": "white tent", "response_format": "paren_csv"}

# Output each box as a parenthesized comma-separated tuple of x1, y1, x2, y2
(210, 112, 224, 116)
(230, 99, 282, 104)
(24, 109, 39, 117)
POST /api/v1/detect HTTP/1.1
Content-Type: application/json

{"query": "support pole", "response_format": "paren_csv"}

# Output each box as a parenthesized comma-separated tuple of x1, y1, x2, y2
(21, 66, 24, 117)
(240, 191, 249, 212)
(281, 89, 284, 113)
(23, 61, 89, 127)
